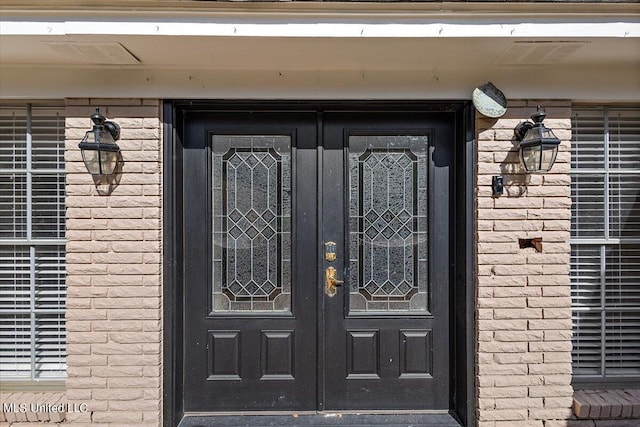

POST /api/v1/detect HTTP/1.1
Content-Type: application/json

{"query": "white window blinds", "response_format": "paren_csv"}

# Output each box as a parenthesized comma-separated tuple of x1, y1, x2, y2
(571, 106, 640, 383)
(0, 104, 66, 381)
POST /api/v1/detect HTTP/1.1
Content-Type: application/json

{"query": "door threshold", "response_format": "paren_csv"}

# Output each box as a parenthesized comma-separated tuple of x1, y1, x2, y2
(178, 412, 462, 427)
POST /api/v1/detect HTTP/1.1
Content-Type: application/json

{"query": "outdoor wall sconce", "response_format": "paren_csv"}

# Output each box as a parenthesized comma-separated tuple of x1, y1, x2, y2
(514, 106, 561, 173)
(78, 108, 121, 176)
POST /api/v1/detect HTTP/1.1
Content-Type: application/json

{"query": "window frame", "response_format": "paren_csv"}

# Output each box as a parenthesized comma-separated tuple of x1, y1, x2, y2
(0, 102, 66, 387)
(570, 104, 640, 389)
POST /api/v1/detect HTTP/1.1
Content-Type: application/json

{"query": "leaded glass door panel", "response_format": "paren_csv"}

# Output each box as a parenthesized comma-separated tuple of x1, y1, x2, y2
(211, 135, 292, 313)
(348, 135, 429, 313)
(322, 112, 452, 411)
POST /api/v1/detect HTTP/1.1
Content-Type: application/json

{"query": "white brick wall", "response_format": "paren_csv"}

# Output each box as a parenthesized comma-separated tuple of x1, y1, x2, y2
(64, 99, 162, 426)
(475, 100, 574, 427)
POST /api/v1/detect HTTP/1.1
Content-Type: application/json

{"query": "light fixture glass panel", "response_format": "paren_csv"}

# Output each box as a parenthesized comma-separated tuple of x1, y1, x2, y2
(540, 144, 559, 172)
(522, 126, 543, 143)
(520, 142, 560, 173)
(96, 129, 115, 145)
(80, 148, 101, 175)
(520, 145, 541, 172)
(98, 150, 118, 175)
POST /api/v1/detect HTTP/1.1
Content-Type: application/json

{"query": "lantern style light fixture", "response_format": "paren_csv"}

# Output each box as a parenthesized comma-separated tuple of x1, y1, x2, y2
(514, 106, 561, 173)
(78, 108, 121, 176)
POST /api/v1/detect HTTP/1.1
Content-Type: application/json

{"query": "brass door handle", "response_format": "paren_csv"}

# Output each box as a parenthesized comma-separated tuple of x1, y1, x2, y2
(325, 267, 344, 297)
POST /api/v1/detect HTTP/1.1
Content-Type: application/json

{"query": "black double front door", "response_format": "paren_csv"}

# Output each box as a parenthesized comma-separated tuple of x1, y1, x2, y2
(181, 109, 453, 414)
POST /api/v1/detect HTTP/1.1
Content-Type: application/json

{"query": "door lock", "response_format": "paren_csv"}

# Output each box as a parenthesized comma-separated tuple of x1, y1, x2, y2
(325, 266, 344, 297)
(324, 241, 337, 262)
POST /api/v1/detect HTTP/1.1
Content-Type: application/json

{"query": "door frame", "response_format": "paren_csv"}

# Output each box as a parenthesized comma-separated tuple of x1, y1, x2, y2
(162, 101, 476, 427)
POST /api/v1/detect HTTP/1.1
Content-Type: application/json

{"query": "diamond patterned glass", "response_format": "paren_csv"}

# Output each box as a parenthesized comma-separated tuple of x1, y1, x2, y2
(349, 135, 429, 313)
(212, 135, 291, 312)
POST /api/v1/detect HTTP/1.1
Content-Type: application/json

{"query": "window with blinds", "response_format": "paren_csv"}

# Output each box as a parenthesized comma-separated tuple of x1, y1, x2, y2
(571, 106, 640, 385)
(0, 104, 66, 381)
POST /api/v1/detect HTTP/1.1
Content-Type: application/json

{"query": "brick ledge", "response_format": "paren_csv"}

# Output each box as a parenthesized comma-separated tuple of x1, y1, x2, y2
(573, 389, 640, 420)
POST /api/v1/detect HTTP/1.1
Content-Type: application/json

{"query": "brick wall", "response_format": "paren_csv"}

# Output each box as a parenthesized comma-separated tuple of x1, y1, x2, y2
(64, 99, 162, 426)
(475, 100, 574, 427)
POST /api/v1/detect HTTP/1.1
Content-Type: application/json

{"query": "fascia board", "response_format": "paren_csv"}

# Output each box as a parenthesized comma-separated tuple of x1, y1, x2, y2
(1, 20, 639, 38)
(1, 1, 640, 16)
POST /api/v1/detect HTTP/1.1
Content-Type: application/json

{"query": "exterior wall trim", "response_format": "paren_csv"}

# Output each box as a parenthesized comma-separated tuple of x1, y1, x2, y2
(460, 103, 478, 426)
(162, 100, 181, 427)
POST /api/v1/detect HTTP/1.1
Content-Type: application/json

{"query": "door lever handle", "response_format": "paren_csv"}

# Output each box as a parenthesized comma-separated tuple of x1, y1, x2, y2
(325, 267, 344, 297)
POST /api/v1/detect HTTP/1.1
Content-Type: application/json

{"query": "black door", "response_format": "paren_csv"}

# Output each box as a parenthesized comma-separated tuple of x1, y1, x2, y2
(321, 112, 452, 410)
(182, 112, 318, 411)
(181, 109, 452, 413)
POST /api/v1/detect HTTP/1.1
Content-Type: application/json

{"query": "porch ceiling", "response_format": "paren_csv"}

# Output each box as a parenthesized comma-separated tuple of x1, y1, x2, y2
(1, 35, 638, 71)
